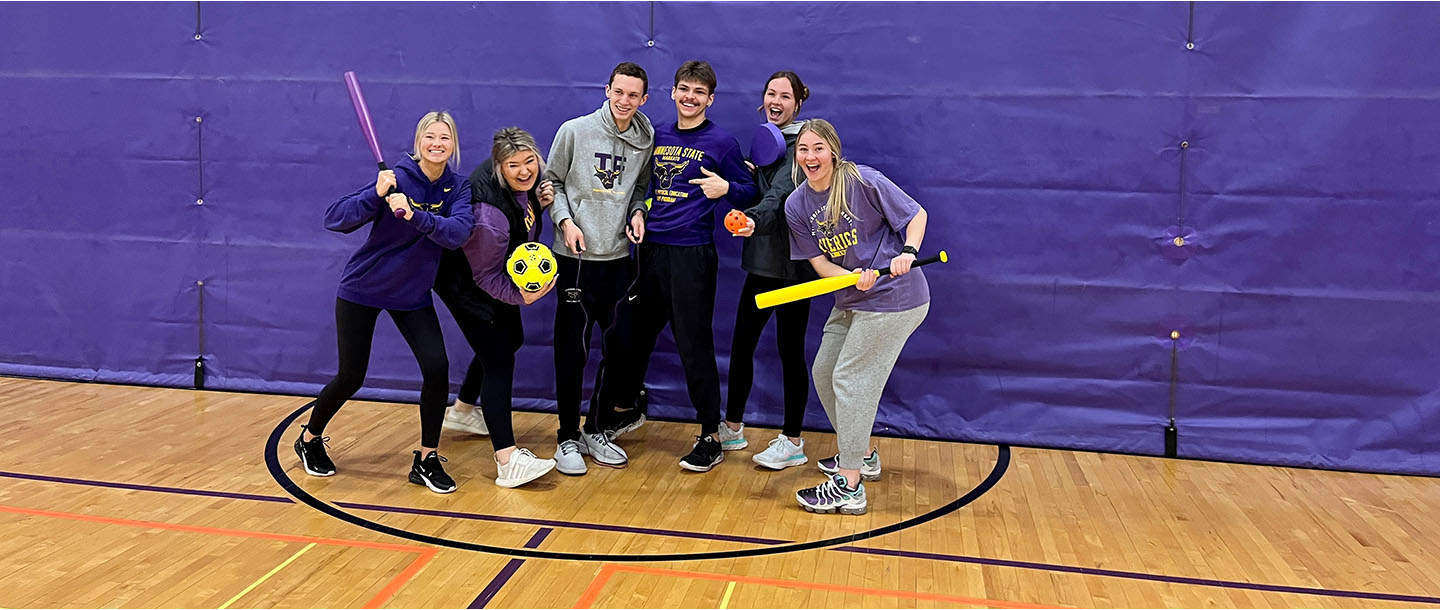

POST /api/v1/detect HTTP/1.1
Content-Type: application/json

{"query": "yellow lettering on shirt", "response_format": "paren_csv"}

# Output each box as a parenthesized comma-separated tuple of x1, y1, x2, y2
(817, 229, 858, 259)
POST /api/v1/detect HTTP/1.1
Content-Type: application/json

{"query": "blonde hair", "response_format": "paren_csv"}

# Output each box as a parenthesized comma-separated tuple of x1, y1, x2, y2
(412, 111, 460, 171)
(491, 127, 547, 191)
(793, 118, 866, 231)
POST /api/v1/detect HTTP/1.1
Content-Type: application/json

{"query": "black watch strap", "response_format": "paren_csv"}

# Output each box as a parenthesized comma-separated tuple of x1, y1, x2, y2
(901, 245, 919, 256)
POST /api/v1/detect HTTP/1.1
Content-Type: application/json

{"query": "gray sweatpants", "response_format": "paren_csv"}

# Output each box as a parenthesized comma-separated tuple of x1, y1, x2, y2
(812, 302, 930, 470)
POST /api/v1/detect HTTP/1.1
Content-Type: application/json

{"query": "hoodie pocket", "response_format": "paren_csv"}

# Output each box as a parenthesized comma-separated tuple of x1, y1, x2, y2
(575, 196, 628, 258)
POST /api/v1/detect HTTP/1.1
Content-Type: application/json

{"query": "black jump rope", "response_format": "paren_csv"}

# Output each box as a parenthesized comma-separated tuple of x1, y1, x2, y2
(557, 192, 646, 436)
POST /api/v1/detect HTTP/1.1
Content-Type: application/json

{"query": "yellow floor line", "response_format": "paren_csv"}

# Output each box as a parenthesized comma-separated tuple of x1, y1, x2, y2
(719, 580, 736, 609)
(218, 542, 316, 609)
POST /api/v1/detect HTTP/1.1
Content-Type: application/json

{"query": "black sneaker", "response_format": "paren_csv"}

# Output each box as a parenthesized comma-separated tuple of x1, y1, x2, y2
(409, 450, 457, 494)
(680, 435, 724, 472)
(605, 407, 646, 440)
(294, 427, 336, 477)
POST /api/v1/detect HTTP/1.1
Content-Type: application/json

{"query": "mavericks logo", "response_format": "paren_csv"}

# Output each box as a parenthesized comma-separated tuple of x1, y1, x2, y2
(593, 153, 626, 189)
(808, 207, 858, 259)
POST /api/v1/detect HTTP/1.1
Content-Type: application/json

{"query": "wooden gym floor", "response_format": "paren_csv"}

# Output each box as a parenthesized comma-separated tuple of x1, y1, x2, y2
(0, 376, 1437, 608)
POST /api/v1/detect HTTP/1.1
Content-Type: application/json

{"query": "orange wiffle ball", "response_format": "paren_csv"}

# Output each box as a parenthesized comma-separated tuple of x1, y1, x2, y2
(724, 209, 748, 234)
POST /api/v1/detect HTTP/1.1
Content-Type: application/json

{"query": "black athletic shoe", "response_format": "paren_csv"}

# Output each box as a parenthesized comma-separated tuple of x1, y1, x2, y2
(409, 450, 457, 494)
(605, 407, 646, 440)
(679, 435, 724, 472)
(294, 427, 336, 477)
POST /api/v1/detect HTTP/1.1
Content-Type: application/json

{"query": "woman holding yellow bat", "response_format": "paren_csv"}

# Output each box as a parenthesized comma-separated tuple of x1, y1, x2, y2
(783, 118, 931, 515)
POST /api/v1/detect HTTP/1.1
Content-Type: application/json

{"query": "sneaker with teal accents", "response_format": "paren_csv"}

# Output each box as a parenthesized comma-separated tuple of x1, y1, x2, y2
(817, 449, 881, 481)
(796, 474, 867, 515)
(752, 434, 807, 470)
(715, 422, 748, 451)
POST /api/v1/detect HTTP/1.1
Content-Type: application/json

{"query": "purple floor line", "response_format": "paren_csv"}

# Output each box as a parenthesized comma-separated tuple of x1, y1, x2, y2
(334, 500, 786, 545)
(3, 470, 1436, 606)
(833, 546, 1440, 606)
(0, 470, 292, 504)
(470, 528, 552, 608)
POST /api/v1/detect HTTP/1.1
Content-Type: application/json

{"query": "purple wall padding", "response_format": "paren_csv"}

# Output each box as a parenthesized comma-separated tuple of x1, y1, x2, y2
(1, 2, 1435, 475)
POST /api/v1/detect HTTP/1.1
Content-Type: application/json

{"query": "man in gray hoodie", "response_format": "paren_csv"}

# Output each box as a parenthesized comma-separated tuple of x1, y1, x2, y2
(544, 61, 655, 476)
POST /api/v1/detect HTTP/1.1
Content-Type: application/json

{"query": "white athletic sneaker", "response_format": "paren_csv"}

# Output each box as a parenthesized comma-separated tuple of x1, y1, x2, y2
(580, 431, 628, 468)
(442, 405, 489, 436)
(817, 449, 881, 481)
(555, 439, 587, 475)
(752, 434, 808, 470)
(494, 448, 556, 488)
(715, 422, 748, 450)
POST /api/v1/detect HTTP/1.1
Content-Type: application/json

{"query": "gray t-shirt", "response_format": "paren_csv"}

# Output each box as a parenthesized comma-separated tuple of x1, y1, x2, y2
(785, 164, 930, 312)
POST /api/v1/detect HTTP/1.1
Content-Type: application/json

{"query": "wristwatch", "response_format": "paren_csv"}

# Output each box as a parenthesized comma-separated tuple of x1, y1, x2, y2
(900, 245, 919, 256)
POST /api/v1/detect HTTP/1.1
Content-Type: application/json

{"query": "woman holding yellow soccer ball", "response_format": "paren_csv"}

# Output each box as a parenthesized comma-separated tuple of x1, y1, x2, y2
(433, 127, 560, 489)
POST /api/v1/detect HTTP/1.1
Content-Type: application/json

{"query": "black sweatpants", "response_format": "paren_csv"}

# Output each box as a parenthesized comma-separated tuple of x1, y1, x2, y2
(610, 242, 722, 437)
(307, 297, 449, 448)
(553, 254, 635, 442)
(434, 286, 521, 453)
(726, 273, 812, 437)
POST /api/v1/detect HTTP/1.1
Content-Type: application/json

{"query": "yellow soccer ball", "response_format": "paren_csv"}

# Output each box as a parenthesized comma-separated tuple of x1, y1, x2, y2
(507, 242, 557, 292)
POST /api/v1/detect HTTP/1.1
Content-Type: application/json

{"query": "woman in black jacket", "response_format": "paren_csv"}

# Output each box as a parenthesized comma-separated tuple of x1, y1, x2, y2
(434, 127, 559, 488)
(719, 71, 820, 470)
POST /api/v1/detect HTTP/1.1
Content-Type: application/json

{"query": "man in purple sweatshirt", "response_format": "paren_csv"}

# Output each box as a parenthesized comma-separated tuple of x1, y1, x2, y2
(605, 60, 758, 472)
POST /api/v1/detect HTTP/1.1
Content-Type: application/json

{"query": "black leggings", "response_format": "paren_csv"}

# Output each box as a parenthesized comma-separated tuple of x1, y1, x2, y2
(439, 297, 521, 453)
(306, 298, 449, 448)
(726, 273, 812, 437)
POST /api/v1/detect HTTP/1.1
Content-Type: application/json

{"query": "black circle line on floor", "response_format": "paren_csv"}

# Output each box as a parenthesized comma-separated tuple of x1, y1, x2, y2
(266, 400, 1009, 562)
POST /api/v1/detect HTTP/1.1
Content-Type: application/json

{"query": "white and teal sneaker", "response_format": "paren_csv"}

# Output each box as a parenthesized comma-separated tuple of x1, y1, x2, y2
(817, 449, 881, 481)
(752, 434, 807, 470)
(715, 422, 748, 451)
(796, 474, 867, 515)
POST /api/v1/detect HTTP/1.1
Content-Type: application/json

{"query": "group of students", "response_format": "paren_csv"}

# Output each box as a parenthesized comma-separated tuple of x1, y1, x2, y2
(293, 60, 931, 515)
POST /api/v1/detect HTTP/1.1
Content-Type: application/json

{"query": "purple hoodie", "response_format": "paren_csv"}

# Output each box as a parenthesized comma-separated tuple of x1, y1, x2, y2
(324, 155, 475, 310)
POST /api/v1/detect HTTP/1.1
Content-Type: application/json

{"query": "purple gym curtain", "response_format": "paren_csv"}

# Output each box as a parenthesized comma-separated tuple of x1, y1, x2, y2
(1, 2, 1435, 475)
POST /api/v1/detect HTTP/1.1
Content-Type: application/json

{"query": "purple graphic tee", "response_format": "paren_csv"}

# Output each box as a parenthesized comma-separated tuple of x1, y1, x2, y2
(785, 165, 930, 312)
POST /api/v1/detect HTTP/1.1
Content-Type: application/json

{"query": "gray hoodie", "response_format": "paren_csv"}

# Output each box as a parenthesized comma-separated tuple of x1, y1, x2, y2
(543, 101, 655, 261)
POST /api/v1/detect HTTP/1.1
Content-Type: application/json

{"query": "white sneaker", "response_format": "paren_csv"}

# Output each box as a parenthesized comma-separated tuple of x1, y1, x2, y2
(555, 439, 587, 475)
(494, 448, 555, 488)
(580, 431, 628, 468)
(715, 422, 748, 450)
(442, 405, 488, 436)
(752, 434, 808, 470)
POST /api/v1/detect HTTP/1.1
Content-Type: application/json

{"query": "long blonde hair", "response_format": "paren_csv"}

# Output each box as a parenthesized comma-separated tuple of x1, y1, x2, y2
(412, 111, 460, 171)
(793, 118, 866, 231)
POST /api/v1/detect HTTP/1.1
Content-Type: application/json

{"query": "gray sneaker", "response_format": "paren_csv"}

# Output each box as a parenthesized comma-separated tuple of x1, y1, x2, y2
(580, 431, 628, 468)
(555, 439, 587, 476)
(817, 449, 881, 481)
